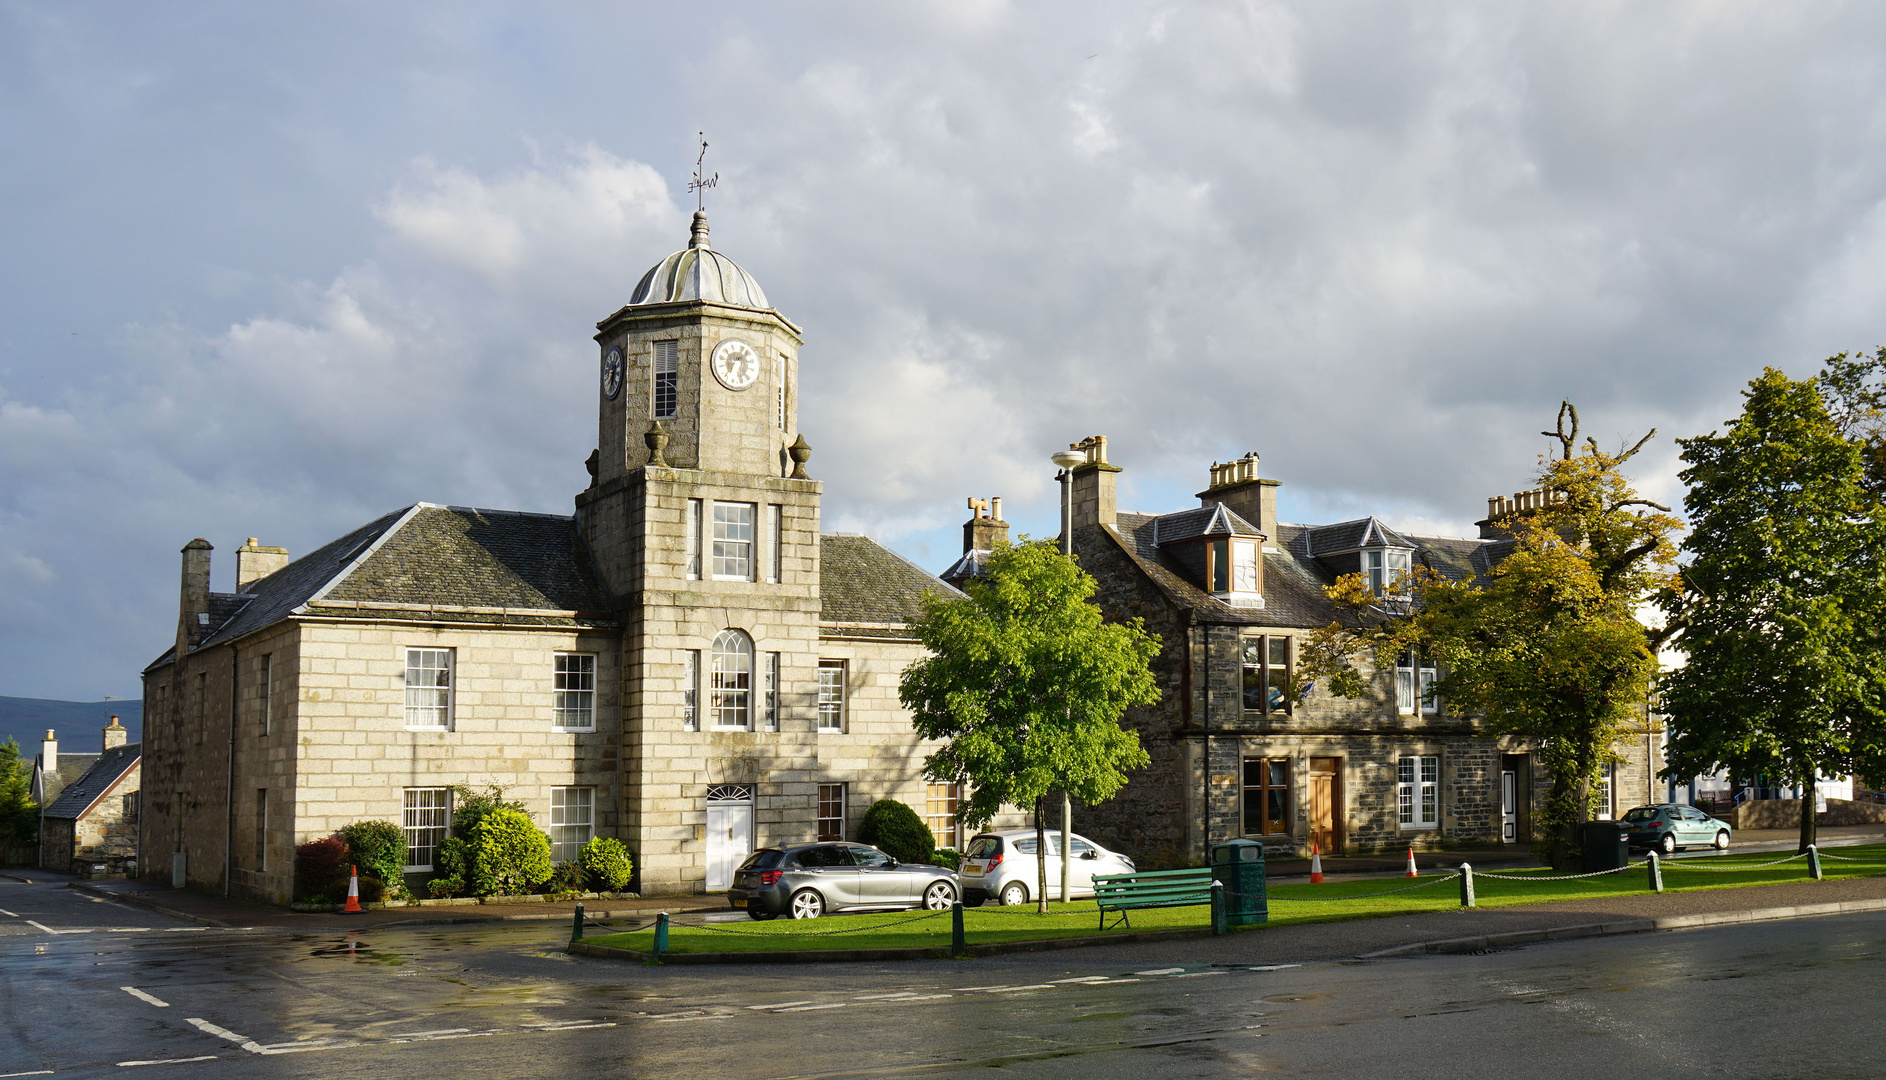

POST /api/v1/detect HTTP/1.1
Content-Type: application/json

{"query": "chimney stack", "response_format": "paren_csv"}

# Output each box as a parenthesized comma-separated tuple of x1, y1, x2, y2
(961, 496, 1010, 556)
(1197, 450, 1278, 540)
(41, 730, 56, 773)
(235, 537, 289, 591)
(1068, 435, 1121, 530)
(178, 538, 213, 656)
(103, 715, 127, 751)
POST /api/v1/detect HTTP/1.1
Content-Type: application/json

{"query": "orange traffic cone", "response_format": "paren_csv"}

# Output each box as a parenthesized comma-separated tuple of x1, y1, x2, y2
(1404, 846, 1418, 878)
(1309, 841, 1324, 884)
(343, 865, 363, 913)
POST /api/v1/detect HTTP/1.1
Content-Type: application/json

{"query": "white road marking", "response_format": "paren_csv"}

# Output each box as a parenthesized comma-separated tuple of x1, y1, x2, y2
(1050, 976, 1110, 983)
(773, 1003, 847, 1012)
(1133, 967, 1185, 975)
(120, 986, 170, 1007)
(1170, 971, 1228, 978)
(948, 984, 1013, 991)
(2, 1071, 56, 1077)
(27, 921, 88, 935)
(747, 1001, 814, 1010)
(255, 1042, 358, 1054)
(393, 1028, 471, 1037)
(187, 1017, 254, 1046)
(1243, 964, 1301, 971)
(982, 984, 1056, 993)
(851, 991, 924, 1000)
(164, 927, 209, 932)
(651, 1014, 728, 1022)
(1083, 979, 1141, 985)
(0, 907, 17, 916)
(540, 1022, 616, 1031)
(398, 1031, 495, 1041)
(117, 1057, 216, 1068)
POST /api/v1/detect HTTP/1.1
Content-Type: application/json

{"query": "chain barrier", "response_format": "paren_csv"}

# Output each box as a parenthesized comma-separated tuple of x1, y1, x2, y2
(1270, 873, 1461, 901)
(1474, 864, 1637, 882)
(1813, 849, 1886, 863)
(1661, 852, 1806, 871)
(673, 908, 952, 938)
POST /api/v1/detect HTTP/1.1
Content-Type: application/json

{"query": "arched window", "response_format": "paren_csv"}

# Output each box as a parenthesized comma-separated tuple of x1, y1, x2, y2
(710, 629, 753, 729)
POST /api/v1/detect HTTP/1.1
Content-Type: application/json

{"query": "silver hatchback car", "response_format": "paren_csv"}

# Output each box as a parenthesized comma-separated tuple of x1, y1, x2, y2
(956, 829, 1136, 906)
(727, 842, 961, 920)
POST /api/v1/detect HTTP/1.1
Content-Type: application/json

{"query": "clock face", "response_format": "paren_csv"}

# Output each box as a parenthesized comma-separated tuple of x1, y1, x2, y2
(601, 347, 624, 400)
(711, 338, 761, 391)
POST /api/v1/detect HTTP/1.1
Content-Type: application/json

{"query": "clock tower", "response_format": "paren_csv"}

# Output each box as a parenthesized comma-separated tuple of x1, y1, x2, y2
(576, 209, 826, 895)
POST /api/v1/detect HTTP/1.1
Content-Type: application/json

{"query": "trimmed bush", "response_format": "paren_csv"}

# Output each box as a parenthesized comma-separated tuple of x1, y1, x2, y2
(929, 847, 962, 871)
(857, 800, 935, 865)
(451, 784, 528, 838)
(546, 861, 587, 894)
(469, 807, 553, 896)
(338, 820, 406, 886)
(356, 875, 386, 903)
(435, 836, 470, 879)
(427, 876, 462, 899)
(294, 837, 349, 900)
(579, 837, 634, 891)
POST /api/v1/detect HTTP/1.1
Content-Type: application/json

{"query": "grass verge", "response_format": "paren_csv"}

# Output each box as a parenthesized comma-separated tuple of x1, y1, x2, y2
(580, 844, 1886, 956)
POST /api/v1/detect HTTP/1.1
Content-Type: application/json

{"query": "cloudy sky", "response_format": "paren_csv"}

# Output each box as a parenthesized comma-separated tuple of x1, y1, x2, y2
(4, 2, 1886, 699)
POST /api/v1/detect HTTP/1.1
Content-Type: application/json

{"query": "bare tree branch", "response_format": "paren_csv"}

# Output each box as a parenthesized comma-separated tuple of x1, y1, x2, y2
(1618, 428, 1658, 464)
(1543, 400, 1579, 460)
(1609, 498, 1673, 513)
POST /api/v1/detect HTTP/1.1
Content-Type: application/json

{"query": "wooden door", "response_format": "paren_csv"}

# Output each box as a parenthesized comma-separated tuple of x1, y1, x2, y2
(1308, 757, 1343, 854)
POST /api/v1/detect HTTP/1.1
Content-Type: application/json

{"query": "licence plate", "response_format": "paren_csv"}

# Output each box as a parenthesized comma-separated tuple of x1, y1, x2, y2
(964, 862, 984, 874)
(733, 898, 746, 908)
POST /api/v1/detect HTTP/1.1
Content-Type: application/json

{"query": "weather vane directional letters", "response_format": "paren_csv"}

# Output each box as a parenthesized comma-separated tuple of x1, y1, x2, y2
(689, 132, 718, 210)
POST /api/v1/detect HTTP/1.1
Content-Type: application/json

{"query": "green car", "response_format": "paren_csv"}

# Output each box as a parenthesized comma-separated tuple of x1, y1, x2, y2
(1622, 804, 1733, 854)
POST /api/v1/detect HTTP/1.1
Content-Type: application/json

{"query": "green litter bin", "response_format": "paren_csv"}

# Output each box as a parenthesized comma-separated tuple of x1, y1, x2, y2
(1211, 838, 1268, 926)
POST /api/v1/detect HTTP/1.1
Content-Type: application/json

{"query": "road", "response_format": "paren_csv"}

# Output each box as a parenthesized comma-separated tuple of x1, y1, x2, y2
(2, 874, 1882, 1078)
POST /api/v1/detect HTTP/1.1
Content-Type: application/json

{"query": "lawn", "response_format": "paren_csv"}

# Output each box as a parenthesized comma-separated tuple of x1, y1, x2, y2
(580, 844, 1886, 956)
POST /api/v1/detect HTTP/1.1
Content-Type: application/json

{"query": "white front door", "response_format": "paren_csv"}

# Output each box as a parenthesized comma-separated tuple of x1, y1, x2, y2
(1500, 771, 1518, 844)
(705, 791, 754, 891)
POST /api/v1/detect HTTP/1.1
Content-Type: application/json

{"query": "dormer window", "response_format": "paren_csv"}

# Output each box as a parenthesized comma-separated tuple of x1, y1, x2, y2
(1363, 548, 1413, 595)
(1206, 537, 1263, 606)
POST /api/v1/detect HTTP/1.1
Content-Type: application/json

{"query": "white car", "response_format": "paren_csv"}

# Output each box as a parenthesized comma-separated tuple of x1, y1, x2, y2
(956, 829, 1136, 906)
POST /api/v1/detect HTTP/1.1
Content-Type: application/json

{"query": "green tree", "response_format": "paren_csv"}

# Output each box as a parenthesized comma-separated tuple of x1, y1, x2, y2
(1300, 403, 1680, 866)
(0, 738, 37, 851)
(469, 806, 553, 896)
(857, 799, 935, 865)
(1658, 368, 1886, 853)
(900, 539, 1158, 911)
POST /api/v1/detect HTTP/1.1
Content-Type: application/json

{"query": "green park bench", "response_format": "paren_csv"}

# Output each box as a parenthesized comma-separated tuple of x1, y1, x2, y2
(1092, 867, 1216, 930)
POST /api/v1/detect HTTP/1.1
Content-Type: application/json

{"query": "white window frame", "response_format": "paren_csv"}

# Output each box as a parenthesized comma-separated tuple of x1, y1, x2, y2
(553, 652, 597, 731)
(1595, 764, 1615, 820)
(766, 504, 783, 584)
(763, 652, 779, 732)
(404, 787, 450, 872)
(1395, 650, 1439, 715)
(1232, 539, 1259, 593)
(683, 649, 700, 731)
(817, 660, 847, 732)
(259, 653, 272, 736)
(817, 782, 846, 842)
(1364, 548, 1414, 596)
(712, 502, 756, 581)
(404, 648, 454, 730)
(550, 786, 594, 864)
(685, 499, 703, 580)
(710, 630, 753, 729)
(925, 782, 962, 850)
(1398, 755, 1440, 829)
(653, 339, 678, 419)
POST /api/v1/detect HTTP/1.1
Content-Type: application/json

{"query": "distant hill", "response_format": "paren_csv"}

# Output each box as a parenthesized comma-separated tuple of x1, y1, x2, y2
(0, 697, 142, 757)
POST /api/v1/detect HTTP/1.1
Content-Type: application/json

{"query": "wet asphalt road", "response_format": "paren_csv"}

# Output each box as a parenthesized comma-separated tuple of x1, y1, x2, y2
(3, 875, 1883, 1078)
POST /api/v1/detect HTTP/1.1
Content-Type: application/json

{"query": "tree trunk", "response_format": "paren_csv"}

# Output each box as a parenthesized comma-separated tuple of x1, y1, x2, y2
(1033, 796, 1049, 914)
(1798, 765, 1818, 855)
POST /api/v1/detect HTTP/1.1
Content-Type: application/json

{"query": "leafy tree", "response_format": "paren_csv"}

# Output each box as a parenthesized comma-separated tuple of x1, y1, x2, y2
(469, 806, 553, 896)
(900, 539, 1158, 911)
(0, 738, 36, 850)
(1658, 368, 1886, 852)
(857, 799, 934, 864)
(1300, 403, 1680, 866)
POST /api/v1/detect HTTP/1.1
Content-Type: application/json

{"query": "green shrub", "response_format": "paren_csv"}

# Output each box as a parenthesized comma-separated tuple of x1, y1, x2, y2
(469, 807, 553, 896)
(338, 820, 406, 886)
(427, 876, 463, 899)
(929, 847, 962, 870)
(857, 800, 935, 865)
(546, 861, 587, 894)
(579, 836, 634, 891)
(435, 836, 471, 880)
(294, 837, 350, 900)
(451, 784, 528, 837)
(356, 875, 386, 903)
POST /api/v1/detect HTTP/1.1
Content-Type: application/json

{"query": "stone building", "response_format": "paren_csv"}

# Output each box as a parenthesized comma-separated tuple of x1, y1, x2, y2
(964, 438, 1657, 867)
(38, 718, 141, 876)
(138, 211, 1016, 903)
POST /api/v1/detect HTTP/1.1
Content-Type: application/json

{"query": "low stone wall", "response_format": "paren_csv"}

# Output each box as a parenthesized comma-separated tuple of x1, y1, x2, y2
(1733, 798, 1886, 830)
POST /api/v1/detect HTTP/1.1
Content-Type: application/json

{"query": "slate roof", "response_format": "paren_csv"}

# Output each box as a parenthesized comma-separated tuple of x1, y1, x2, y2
(821, 534, 961, 632)
(149, 504, 615, 671)
(939, 548, 993, 587)
(32, 753, 99, 807)
(1149, 504, 1264, 545)
(42, 744, 139, 820)
(1300, 516, 1415, 556)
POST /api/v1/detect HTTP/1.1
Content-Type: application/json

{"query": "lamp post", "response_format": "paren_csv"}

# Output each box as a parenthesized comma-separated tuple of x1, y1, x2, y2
(1051, 449, 1086, 901)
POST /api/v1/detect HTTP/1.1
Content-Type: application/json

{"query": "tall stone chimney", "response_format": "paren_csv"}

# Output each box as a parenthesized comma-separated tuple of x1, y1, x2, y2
(1197, 451, 1278, 540)
(102, 715, 127, 751)
(40, 730, 56, 774)
(961, 496, 1010, 555)
(1067, 435, 1121, 530)
(177, 538, 213, 657)
(235, 538, 289, 590)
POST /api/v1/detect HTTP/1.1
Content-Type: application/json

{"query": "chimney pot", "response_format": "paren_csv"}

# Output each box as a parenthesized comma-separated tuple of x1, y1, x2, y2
(41, 730, 57, 773)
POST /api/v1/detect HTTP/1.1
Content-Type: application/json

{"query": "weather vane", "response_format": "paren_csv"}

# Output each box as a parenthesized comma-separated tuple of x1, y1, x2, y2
(688, 132, 717, 211)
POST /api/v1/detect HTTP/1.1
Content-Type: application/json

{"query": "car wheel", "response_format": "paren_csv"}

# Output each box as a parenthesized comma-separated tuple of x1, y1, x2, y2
(922, 881, 956, 910)
(1659, 833, 1677, 855)
(789, 889, 825, 919)
(747, 909, 778, 921)
(1714, 830, 1730, 851)
(999, 881, 1028, 906)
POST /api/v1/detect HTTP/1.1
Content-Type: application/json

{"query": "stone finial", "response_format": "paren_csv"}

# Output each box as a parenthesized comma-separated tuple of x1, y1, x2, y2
(787, 434, 813, 479)
(689, 209, 711, 250)
(645, 422, 671, 467)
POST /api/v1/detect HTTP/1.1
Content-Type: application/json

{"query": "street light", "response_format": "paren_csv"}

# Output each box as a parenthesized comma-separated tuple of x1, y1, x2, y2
(1050, 448, 1086, 902)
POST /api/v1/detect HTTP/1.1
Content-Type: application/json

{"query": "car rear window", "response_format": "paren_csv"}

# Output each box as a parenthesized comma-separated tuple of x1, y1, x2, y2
(740, 850, 786, 870)
(1622, 808, 1660, 822)
(964, 836, 1002, 858)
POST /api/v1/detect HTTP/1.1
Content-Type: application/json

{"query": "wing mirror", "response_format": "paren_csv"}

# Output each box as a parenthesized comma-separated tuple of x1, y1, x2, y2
(1080, 851, 1099, 860)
